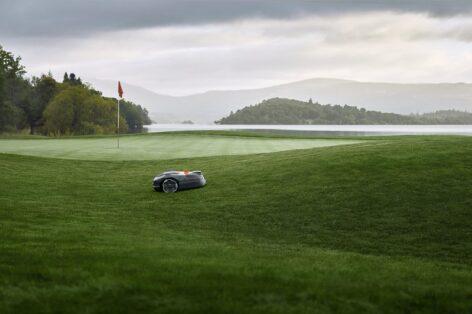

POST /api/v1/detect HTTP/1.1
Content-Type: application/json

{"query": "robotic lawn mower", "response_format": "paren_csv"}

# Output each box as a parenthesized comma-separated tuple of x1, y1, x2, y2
(153, 170, 206, 193)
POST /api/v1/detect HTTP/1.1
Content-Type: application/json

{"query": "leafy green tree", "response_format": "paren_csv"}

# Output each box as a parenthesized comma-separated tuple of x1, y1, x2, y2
(0, 59, 4, 118)
(0, 45, 28, 132)
(43, 89, 75, 135)
(27, 74, 58, 133)
(0, 45, 25, 79)
(118, 99, 152, 133)
(0, 46, 151, 135)
(43, 85, 128, 135)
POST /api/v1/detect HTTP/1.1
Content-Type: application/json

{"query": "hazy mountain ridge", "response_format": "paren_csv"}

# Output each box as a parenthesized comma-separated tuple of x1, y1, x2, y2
(216, 98, 472, 125)
(87, 78, 472, 123)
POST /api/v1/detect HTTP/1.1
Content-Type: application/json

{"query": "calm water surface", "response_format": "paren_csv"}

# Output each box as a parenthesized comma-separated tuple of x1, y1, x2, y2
(145, 124, 472, 136)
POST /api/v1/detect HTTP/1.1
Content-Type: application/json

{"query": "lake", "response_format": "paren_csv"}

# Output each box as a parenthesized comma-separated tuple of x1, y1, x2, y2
(145, 124, 472, 136)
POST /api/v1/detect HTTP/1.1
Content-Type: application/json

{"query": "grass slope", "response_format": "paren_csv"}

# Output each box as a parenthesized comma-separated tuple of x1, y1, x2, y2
(0, 133, 361, 160)
(0, 134, 471, 313)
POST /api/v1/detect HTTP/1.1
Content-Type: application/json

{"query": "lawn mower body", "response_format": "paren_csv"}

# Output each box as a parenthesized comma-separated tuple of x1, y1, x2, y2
(153, 170, 206, 192)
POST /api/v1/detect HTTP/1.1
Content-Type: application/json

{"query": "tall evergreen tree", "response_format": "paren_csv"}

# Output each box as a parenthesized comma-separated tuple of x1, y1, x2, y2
(64, 73, 83, 86)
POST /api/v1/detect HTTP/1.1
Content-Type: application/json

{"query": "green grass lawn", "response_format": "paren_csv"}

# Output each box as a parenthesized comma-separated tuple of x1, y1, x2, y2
(0, 133, 471, 313)
(0, 133, 361, 160)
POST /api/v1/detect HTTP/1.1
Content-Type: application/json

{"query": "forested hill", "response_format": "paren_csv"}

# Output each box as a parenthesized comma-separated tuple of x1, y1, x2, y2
(216, 98, 472, 125)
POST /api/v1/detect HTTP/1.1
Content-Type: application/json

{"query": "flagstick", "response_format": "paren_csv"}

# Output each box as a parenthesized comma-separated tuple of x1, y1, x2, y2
(117, 97, 120, 149)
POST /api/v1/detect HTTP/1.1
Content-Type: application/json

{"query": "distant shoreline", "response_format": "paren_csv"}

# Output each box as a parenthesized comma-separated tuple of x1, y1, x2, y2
(145, 123, 472, 136)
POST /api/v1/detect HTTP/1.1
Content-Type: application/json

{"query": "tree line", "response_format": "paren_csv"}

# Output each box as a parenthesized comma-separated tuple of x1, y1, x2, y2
(216, 98, 472, 125)
(0, 45, 151, 135)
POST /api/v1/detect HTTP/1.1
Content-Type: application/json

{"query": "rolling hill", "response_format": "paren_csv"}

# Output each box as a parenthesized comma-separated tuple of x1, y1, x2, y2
(88, 78, 472, 123)
(0, 132, 471, 312)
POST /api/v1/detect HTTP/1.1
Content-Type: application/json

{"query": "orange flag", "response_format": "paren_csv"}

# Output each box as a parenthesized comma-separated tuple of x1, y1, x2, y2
(118, 81, 123, 98)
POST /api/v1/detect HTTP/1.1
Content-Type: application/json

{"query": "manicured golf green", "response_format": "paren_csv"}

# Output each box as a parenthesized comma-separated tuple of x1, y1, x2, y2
(0, 133, 471, 313)
(0, 133, 362, 160)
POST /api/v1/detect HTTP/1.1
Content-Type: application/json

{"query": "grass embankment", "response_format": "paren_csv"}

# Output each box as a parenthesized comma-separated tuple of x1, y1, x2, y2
(0, 133, 471, 313)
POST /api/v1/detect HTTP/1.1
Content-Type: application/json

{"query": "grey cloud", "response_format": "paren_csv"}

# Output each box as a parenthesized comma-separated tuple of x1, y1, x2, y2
(1, 0, 472, 38)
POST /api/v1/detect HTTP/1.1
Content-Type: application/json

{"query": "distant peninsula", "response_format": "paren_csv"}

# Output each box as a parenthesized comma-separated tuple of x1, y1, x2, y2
(216, 98, 472, 125)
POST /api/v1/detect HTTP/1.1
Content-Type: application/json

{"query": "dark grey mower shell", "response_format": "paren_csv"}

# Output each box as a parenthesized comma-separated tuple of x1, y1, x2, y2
(153, 171, 206, 192)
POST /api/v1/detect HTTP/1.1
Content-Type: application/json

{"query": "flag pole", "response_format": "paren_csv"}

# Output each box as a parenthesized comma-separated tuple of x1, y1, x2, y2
(117, 81, 123, 149)
(117, 97, 120, 148)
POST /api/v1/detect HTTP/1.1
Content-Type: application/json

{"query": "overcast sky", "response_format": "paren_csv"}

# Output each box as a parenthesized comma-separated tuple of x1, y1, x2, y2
(2, 0, 472, 95)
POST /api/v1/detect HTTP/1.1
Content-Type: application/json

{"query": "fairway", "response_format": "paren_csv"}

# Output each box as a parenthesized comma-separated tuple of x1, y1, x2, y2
(0, 133, 361, 160)
(0, 133, 471, 313)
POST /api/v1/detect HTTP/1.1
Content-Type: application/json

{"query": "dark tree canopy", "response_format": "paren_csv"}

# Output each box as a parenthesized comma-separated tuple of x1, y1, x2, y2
(43, 85, 123, 135)
(0, 46, 151, 135)
(0, 45, 28, 132)
(27, 74, 58, 133)
(63, 72, 83, 86)
(0, 45, 25, 79)
(117, 99, 152, 133)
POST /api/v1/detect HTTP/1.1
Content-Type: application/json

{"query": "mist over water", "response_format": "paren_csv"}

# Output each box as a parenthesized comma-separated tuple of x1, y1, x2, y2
(145, 124, 472, 136)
